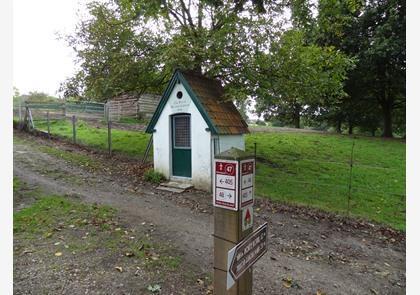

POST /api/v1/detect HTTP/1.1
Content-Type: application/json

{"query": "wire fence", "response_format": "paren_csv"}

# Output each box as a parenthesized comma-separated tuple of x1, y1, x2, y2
(248, 137, 405, 227)
(13, 100, 106, 123)
(13, 102, 405, 228)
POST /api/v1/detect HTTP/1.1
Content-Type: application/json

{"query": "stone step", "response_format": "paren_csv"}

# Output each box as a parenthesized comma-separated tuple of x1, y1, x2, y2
(156, 181, 194, 193)
(155, 185, 185, 193)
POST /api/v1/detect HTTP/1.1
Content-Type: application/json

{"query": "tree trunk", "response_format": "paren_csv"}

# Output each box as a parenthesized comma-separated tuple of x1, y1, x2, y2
(371, 129, 376, 137)
(293, 107, 300, 129)
(382, 102, 393, 138)
(336, 119, 342, 134)
(348, 121, 353, 135)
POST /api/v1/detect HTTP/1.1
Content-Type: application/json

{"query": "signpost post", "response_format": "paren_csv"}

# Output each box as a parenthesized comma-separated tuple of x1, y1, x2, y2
(213, 147, 265, 295)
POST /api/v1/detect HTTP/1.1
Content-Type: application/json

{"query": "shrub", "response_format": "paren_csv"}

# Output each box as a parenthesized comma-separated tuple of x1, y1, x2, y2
(144, 169, 166, 184)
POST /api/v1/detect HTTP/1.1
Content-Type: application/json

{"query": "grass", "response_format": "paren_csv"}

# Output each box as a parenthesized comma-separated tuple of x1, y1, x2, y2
(36, 119, 152, 159)
(144, 169, 166, 184)
(14, 195, 116, 235)
(26, 118, 405, 230)
(39, 145, 101, 170)
(117, 117, 149, 125)
(13, 190, 181, 270)
(245, 132, 405, 230)
(13, 177, 21, 193)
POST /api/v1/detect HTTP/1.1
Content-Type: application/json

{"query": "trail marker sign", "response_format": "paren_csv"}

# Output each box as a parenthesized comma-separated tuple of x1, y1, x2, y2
(240, 159, 254, 208)
(227, 223, 268, 290)
(213, 157, 255, 212)
(213, 148, 258, 295)
(214, 159, 239, 210)
(242, 205, 253, 231)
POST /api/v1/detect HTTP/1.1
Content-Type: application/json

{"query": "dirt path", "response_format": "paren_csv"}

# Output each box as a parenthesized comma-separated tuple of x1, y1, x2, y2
(13, 131, 405, 294)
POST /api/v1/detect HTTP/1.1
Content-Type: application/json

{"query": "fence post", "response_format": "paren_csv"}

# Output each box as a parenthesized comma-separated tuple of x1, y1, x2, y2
(253, 142, 257, 163)
(72, 115, 76, 144)
(18, 97, 22, 123)
(104, 103, 109, 122)
(108, 120, 112, 156)
(47, 111, 50, 138)
(62, 102, 66, 118)
(347, 140, 355, 216)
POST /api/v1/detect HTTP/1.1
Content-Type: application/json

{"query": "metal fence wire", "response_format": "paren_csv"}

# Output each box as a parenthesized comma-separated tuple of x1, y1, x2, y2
(13, 103, 405, 224)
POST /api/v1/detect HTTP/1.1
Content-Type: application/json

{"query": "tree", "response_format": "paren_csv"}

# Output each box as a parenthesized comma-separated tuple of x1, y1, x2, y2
(253, 30, 354, 128)
(61, 0, 287, 102)
(357, 0, 405, 137)
(315, 0, 405, 137)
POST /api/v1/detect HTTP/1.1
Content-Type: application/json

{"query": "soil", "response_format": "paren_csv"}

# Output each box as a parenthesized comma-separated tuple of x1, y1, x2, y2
(13, 130, 405, 295)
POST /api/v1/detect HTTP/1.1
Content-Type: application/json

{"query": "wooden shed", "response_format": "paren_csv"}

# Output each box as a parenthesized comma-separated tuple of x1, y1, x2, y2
(106, 93, 160, 121)
(146, 69, 249, 191)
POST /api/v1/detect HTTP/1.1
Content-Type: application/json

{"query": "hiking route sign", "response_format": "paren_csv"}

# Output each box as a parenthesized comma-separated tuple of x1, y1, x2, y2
(213, 157, 255, 211)
(214, 159, 239, 210)
(240, 159, 254, 208)
(227, 223, 268, 290)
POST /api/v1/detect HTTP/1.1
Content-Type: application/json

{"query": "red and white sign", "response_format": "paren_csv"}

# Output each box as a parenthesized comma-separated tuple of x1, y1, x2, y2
(214, 160, 238, 210)
(241, 205, 253, 231)
(240, 159, 255, 208)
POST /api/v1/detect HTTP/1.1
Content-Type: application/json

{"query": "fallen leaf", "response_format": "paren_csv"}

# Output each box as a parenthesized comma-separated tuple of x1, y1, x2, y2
(55, 252, 62, 257)
(370, 288, 379, 294)
(115, 266, 123, 272)
(147, 284, 161, 293)
(125, 252, 134, 257)
(197, 278, 204, 285)
(282, 277, 292, 288)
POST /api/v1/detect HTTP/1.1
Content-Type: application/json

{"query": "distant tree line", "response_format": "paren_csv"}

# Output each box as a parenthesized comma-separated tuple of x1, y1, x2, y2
(59, 0, 405, 137)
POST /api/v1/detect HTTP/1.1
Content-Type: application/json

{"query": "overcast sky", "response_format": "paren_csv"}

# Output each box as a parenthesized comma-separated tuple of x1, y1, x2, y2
(13, 0, 87, 96)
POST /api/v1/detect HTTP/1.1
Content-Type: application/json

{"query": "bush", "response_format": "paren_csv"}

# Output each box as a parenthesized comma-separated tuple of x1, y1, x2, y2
(144, 169, 166, 184)
(270, 119, 284, 127)
(255, 120, 266, 126)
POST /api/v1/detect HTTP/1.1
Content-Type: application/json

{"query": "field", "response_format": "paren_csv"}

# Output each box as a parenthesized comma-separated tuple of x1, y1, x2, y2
(245, 132, 405, 230)
(35, 119, 152, 159)
(29, 119, 405, 230)
(13, 129, 406, 293)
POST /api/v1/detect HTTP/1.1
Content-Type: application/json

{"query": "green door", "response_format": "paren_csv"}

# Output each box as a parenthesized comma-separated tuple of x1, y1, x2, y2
(172, 114, 191, 177)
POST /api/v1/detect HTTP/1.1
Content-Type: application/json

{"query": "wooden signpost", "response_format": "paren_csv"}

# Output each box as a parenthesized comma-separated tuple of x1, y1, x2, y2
(227, 223, 268, 290)
(213, 148, 266, 294)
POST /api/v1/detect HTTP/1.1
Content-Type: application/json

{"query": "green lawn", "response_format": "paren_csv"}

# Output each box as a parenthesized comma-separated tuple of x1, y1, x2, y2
(30, 119, 405, 230)
(245, 133, 405, 230)
(36, 119, 152, 159)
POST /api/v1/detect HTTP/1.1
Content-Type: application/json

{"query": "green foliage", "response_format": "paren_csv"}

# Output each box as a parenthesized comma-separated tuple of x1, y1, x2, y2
(143, 169, 166, 184)
(254, 29, 355, 128)
(247, 132, 405, 230)
(255, 120, 266, 126)
(60, 0, 287, 102)
(315, 0, 405, 137)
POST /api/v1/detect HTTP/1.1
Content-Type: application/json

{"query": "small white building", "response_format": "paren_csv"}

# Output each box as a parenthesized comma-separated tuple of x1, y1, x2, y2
(146, 70, 249, 191)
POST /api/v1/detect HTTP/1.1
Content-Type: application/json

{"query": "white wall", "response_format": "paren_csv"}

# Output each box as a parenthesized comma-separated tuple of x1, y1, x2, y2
(152, 83, 212, 190)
